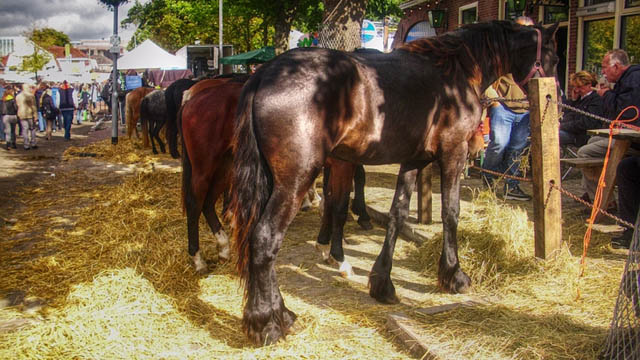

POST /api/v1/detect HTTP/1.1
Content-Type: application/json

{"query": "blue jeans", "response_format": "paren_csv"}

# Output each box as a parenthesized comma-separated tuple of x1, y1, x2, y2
(62, 110, 74, 140)
(37, 111, 45, 132)
(482, 104, 530, 187)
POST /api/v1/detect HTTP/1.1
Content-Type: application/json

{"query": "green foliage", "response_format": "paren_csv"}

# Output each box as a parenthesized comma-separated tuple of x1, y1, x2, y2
(31, 28, 70, 48)
(19, 46, 50, 79)
(583, 18, 614, 74)
(622, 15, 640, 64)
(98, 0, 130, 11)
(365, 0, 402, 21)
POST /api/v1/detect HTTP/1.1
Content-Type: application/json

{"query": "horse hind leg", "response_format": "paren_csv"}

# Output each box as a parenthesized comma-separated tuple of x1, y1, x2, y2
(351, 164, 373, 230)
(437, 150, 472, 294)
(315, 160, 354, 277)
(244, 186, 306, 345)
(369, 164, 420, 304)
(202, 162, 232, 263)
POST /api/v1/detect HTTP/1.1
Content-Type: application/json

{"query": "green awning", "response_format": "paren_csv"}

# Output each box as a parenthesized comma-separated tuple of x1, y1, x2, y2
(219, 46, 275, 65)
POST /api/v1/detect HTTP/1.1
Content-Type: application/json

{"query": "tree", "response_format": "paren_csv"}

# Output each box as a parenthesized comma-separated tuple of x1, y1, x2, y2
(97, 0, 130, 11)
(319, 0, 368, 51)
(366, 0, 402, 21)
(19, 28, 52, 80)
(31, 28, 71, 48)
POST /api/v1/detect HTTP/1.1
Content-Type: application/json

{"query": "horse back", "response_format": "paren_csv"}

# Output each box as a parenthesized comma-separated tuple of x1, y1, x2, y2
(251, 47, 482, 165)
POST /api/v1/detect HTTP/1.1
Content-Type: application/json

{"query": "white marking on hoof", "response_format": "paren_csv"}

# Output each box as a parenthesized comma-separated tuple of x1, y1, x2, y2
(338, 260, 354, 278)
(313, 192, 322, 206)
(192, 250, 207, 273)
(314, 243, 335, 264)
(215, 230, 230, 261)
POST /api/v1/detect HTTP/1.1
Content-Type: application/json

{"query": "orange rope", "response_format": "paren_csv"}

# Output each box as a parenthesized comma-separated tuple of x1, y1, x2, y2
(579, 106, 639, 281)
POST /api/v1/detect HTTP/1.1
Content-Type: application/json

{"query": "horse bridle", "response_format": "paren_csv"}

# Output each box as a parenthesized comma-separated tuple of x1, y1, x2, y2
(517, 28, 546, 93)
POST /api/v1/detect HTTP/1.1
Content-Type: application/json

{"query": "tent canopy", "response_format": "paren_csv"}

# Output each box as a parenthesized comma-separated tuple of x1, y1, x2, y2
(219, 46, 275, 65)
(118, 39, 186, 70)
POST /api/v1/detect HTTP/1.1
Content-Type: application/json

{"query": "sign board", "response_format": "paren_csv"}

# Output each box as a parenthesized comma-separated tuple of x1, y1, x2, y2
(361, 20, 377, 44)
(125, 75, 142, 90)
(576, 1, 615, 16)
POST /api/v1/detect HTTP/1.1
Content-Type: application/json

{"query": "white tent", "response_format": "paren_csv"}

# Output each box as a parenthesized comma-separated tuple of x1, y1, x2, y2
(117, 39, 186, 70)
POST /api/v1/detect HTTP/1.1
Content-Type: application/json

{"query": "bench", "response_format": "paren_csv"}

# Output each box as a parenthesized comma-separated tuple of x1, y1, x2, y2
(560, 158, 605, 169)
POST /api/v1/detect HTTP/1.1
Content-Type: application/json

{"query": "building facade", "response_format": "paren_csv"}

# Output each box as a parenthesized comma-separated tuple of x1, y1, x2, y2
(396, 0, 639, 92)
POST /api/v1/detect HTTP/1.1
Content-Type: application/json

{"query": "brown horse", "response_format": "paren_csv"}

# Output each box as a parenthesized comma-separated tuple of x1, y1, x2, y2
(181, 81, 243, 273)
(124, 86, 155, 143)
(228, 20, 559, 345)
(181, 79, 372, 274)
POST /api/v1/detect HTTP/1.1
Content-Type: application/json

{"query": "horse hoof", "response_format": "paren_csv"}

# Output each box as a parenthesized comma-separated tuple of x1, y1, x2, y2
(357, 218, 373, 230)
(192, 251, 208, 274)
(245, 307, 297, 346)
(439, 268, 472, 294)
(314, 243, 335, 265)
(338, 260, 354, 278)
(369, 271, 399, 304)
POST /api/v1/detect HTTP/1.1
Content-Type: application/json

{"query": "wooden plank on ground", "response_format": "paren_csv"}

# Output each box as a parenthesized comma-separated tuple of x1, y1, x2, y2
(386, 312, 444, 359)
(415, 299, 490, 316)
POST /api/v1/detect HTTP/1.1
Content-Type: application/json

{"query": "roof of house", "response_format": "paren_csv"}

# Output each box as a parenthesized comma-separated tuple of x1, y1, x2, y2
(47, 46, 88, 59)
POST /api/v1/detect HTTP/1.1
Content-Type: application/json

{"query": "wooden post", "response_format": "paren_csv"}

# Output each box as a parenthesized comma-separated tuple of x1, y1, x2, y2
(417, 164, 432, 224)
(529, 77, 562, 259)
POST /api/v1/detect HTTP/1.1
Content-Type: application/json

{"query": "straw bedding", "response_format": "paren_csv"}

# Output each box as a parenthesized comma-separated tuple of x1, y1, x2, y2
(0, 138, 627, 359)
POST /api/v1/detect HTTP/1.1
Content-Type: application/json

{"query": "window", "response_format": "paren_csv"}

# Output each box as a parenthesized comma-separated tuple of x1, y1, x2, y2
(582, 18, 614, 74)
(584, 0, 613, 5)
(621, 14, 640, 63)
(544, 5, 569, 24)
(459, 2, 478, 25)
(626, 0, 640, 8)
(405, 21, 436, 43)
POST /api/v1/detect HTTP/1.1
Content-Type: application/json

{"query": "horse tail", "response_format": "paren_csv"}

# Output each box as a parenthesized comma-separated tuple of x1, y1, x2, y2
(165, 90, 180, 158)
(227, 76, 271, 285)
(124, 94, 133, 137)
(140, 97, 150, 148)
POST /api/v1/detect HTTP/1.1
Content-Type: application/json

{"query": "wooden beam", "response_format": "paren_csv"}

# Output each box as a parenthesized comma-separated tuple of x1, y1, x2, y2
(528, 78, 563, 259)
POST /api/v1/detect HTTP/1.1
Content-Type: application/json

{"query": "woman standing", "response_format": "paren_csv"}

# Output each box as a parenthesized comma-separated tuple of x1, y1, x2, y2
(39, 84, 59, 141)
(16, 83, 38, 150)
(2, 87, 18, 150)
(59, 80, 76, 141)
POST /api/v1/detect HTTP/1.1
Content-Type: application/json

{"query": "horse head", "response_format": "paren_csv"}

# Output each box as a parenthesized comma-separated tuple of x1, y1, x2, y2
(508, 22, 560, 93)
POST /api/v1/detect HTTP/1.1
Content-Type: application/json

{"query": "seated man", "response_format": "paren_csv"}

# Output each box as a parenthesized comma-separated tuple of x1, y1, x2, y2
(613, 156, 640, 249)
(559, 71, 604, 148)
(577, 49, 640, 204)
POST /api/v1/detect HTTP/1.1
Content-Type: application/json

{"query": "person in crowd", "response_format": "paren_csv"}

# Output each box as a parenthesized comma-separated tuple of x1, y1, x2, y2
(2, 87, 18, 150)
(16, 83, 38, 150)
(577, 49, 640, 207)
(39, 84, 59, 141)
(613, 156, 640, 249)
(101, 79, 112, 114)
(35, 82, 47, 132)
(0, 83, 5, 143)
(481, 16, 534, 201)
(59, 80, 76, 141)
(559, 71, 605, 147)
(51, 82, 62, 131)
(90, 80, 99, 116)
(76, 84, 90, 124)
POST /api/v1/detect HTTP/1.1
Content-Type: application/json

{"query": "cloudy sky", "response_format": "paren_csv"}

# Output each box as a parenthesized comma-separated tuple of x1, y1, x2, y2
(0, 0, 149, 44)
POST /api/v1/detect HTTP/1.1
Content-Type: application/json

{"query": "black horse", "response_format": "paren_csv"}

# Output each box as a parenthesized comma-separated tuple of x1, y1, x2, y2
(165, 78, 197, 159)
(228, 20, 559, 345)
(140, 89, 169, 155)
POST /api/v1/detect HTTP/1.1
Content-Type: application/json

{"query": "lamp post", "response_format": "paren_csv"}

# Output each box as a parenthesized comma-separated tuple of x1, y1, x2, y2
(99, 0, 129, 145)
(219, 0, 223, 75)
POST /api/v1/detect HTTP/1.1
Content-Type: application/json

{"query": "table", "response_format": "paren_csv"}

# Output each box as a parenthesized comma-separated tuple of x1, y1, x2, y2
(585, 128, 640, 219)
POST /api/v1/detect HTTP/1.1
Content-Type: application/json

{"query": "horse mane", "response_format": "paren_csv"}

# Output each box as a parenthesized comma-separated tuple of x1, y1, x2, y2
(400, 21, 515, 85)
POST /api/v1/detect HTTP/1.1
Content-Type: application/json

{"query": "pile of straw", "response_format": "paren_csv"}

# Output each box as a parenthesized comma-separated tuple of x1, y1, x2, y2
(0, 141, 627, 359)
